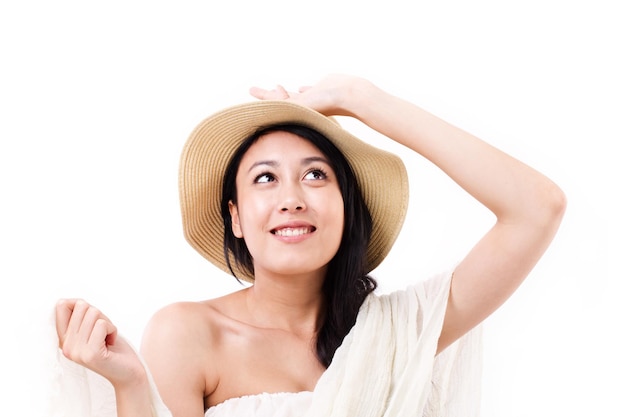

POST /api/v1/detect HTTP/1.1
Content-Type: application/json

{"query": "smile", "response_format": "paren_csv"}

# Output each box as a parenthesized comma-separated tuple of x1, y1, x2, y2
(272, 226, 316, 237)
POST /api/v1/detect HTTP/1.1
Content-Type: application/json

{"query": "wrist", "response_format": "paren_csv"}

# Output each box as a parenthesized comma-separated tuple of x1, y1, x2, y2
(109, 360, 149, 391)
(113, 370, 154, 417)
(343, 77, 386, 121)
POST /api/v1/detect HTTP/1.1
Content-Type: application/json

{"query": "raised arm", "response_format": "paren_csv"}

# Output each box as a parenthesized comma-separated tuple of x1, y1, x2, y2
(252, 74, 567, 352)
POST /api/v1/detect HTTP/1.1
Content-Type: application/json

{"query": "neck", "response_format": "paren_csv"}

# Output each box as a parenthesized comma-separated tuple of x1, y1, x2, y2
(244, 270, 325, 336)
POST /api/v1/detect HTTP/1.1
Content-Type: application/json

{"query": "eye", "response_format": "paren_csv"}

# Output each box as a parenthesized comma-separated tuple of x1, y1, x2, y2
(304, 168, 328, 181)
(254, 172, 276, 183)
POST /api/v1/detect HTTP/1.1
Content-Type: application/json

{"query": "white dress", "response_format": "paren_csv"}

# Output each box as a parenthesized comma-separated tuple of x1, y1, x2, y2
(204, 392, 313, 417)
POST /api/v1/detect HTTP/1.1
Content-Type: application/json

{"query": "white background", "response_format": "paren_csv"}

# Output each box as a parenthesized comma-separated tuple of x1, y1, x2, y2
(1, 1, 624, 416)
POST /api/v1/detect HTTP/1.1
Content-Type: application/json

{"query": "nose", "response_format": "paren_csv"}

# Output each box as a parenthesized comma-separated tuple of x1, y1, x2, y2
(281, 202, 304, 212)
(279, 183, 306, 213)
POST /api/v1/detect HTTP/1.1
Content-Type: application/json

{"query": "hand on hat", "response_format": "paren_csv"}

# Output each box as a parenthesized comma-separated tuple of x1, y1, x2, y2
(249, 74, 369, 118)
(55, 298, 146, 387)
(249, 83, 293, 100)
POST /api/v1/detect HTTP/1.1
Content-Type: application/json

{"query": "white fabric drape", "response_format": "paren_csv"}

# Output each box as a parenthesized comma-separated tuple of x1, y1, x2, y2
(47, 270, 482, 417)
(305, 270, 482, 417)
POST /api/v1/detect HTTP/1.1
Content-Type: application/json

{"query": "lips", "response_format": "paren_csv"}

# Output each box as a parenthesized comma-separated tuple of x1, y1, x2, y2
(271, 226, 316, 237)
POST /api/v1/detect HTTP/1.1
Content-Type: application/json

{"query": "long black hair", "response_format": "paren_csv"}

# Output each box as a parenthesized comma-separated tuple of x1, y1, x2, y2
(220, 123, 377, 367)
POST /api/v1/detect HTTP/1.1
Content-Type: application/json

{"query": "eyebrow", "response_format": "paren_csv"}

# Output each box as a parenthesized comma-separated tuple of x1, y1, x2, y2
(247, 156, 331, 173)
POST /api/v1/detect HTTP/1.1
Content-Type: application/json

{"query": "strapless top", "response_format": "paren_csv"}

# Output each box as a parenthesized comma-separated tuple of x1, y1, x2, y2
(205, 392, 313, 417)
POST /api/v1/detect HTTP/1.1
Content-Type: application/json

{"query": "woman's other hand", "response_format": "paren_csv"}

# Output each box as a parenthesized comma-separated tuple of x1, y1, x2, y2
(55, 299, 146, 387)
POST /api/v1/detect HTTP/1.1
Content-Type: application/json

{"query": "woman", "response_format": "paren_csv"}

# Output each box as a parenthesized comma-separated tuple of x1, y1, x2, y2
(55, 74, 566, 417)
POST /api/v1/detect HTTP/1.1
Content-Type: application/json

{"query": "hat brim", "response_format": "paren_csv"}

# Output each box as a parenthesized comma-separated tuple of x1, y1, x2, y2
(179, 100, 409, 282)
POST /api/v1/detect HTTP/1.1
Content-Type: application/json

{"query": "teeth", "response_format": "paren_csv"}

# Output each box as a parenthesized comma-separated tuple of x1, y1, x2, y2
(274, 227, 311, 237)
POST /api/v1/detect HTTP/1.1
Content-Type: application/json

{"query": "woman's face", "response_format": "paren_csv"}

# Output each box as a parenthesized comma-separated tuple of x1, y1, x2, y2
(229, 130, 344, 280)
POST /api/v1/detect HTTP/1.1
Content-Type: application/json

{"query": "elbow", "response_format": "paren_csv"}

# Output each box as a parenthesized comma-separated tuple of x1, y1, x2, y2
(539, 180, 567, 227)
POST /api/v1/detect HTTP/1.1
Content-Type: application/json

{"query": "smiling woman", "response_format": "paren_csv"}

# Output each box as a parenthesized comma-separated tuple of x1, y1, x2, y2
(224, 128, 346, 287)
(229, 131, 344, 288)
(53, 74, 566, 417)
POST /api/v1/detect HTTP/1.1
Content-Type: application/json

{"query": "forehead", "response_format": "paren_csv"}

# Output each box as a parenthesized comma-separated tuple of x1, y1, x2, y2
(240, 130, 326, 164)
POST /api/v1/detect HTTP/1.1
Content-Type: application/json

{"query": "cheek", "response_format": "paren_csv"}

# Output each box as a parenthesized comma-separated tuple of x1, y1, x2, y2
(235, 196, 270, 235)
(331, 197, 344, 224)
(325, 192, 345, 235)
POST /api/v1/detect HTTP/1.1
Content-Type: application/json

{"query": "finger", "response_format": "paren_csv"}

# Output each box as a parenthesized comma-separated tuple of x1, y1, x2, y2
(60, 299, 90, 348)
(57, 301, 88, 358)
(55, 299, 76, 346)
(88, 318, 117, 351)
(65, 300, 90, 336)
(249, 86, 273, 99)
(77, 304, 105, 343)
(298, 86, 312, 93)
(249, 85, 294, 100)
(275, 84, 290, 99)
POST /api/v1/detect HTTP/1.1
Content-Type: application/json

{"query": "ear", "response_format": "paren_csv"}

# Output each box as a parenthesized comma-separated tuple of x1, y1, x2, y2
(228, 201, 243, 238)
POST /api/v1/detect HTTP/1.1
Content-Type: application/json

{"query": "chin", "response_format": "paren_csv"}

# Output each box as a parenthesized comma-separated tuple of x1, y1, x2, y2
(258, 262, 330, 280)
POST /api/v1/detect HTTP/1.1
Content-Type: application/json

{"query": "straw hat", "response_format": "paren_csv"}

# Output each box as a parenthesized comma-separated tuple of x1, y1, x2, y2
(179, 100, 409, 282)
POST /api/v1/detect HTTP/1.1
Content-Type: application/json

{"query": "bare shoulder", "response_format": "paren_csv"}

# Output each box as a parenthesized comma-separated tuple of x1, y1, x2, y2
(143, 289, 247, 337)
(141, 291, 246, 367)
(143, 300, 218, 343)
(140, 291, 247, 415)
